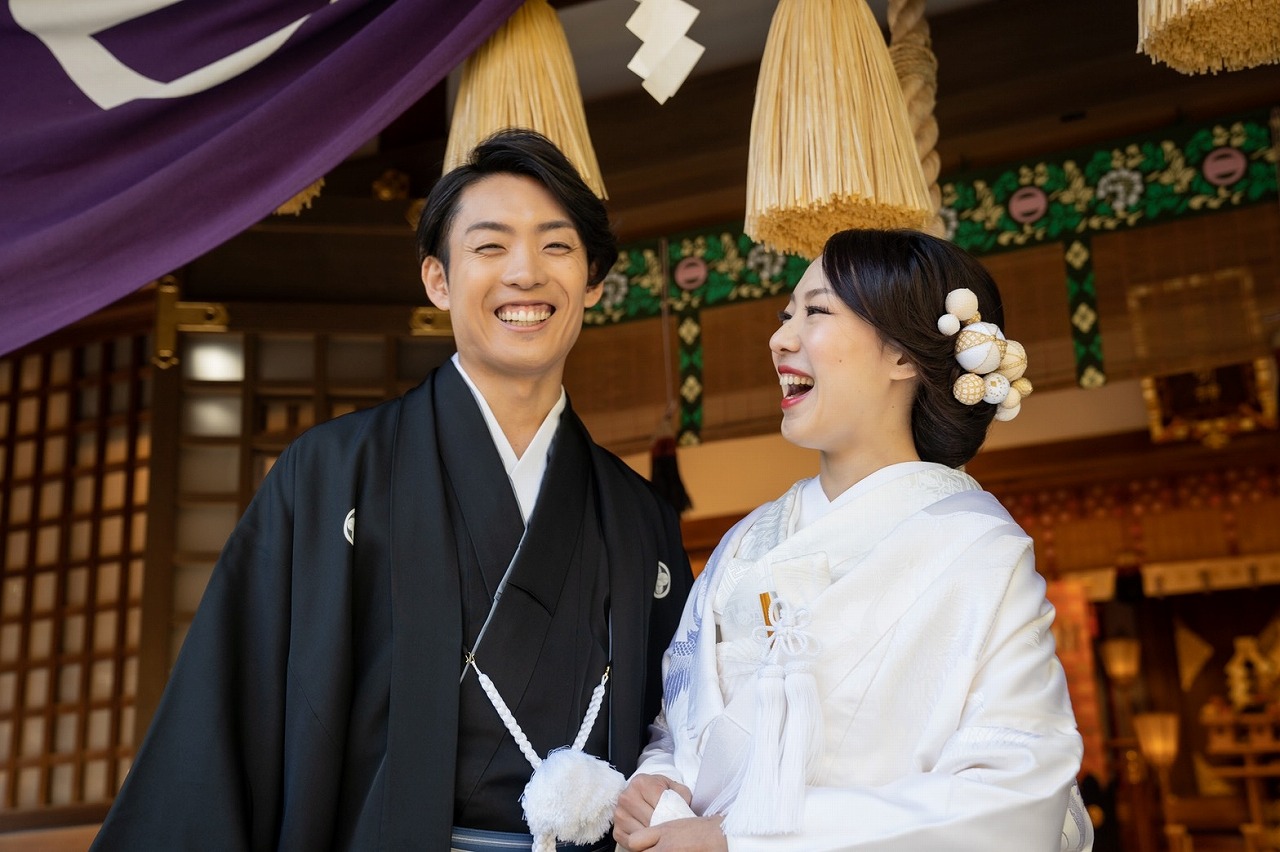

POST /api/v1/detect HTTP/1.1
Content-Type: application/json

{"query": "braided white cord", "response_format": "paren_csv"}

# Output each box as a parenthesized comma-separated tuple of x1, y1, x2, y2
(467, 659, 542, 769)
(572, 667, 610, 751)
(468, 659, 613, 768)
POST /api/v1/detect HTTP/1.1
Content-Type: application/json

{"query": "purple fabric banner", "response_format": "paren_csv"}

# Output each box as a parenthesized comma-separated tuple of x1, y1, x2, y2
(0, 0, 524, 355)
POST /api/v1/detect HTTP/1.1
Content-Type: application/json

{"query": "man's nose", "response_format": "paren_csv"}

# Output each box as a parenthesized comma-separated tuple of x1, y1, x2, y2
(501, 243, 541, 288)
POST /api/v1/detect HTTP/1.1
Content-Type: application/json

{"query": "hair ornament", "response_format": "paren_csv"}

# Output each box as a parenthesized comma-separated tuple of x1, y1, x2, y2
(939, 288, 1031, 421)
(952, 372, 985, 405)
(998, 340, 1027, 381)
(955, 322, 1006, 373)
(982, 373, 1011, 405)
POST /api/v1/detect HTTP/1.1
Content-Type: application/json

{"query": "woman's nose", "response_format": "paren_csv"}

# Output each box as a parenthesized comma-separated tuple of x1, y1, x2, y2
(770, 318, 796, 353)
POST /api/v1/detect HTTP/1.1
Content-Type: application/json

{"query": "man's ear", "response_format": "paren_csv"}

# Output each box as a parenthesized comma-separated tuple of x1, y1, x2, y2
(583, 276, 604, 310)
(422, 257, 450, 309)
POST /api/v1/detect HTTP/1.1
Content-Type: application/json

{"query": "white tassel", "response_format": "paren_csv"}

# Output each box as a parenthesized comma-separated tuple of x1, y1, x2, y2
(467, 658, 621, 848)
(723, 664, 788, 835)
(775, 661, 822, 827)
(522, 747, 625, 847)
(721, 600, 821, 836)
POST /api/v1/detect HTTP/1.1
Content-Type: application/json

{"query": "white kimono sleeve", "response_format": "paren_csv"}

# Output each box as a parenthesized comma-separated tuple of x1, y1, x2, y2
(633, 710, 684, 786)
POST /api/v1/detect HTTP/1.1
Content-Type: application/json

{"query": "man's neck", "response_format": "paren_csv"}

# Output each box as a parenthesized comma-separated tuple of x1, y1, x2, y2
(456, 359, 563, 458)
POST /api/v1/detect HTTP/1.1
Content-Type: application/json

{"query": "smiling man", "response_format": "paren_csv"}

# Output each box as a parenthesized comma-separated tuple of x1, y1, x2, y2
(91, 130, 692, 852)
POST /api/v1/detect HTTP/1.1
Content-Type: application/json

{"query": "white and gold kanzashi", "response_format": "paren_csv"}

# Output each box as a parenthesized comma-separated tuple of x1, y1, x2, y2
(937, 288, 1033, 421)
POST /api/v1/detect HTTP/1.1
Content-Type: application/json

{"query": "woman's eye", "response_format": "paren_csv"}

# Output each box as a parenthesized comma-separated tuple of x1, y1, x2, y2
(777, 310, 792, 324)
(806, 305, 831, 316)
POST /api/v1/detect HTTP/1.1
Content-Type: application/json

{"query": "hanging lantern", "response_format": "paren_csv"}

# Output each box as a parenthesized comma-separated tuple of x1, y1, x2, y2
(745, 0, 933, 259)
(444, 0, 606, 198)
(1138, 0, 1280, 74)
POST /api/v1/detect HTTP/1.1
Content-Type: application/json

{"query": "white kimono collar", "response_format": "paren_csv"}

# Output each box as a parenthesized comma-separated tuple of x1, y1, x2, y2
(450, 353, 565, 523)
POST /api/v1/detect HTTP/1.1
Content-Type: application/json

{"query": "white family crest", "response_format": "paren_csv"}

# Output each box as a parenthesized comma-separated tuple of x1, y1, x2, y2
(654, 561, 671, 599)
(343, 509, 355, 545)
(10, 0, 338, 110)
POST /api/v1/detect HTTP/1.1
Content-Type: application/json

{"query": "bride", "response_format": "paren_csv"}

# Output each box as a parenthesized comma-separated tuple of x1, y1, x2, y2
(613, 229, 1092, 851)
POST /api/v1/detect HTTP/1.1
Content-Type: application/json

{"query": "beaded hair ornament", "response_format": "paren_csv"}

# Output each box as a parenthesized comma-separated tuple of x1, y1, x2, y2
(937, 288, 1033, 422)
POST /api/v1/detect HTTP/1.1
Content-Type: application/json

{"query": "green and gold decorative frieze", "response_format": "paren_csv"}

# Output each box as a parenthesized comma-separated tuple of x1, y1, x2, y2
(587, 231, 808, 327)
(587, 111, 1278, 420)
(941, 114, 1277, 254)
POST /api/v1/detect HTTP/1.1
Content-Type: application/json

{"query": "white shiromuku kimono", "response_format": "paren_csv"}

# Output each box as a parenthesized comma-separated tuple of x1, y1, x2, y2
(636, 462, 1093, 851)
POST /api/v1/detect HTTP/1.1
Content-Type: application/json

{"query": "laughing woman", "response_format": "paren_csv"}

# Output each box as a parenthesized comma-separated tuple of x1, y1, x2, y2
(613, 229, 1092, 852)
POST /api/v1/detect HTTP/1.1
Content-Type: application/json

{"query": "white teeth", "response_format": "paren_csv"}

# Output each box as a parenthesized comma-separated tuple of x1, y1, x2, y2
(498, 307, 552, 324)
(778, 374, 814, 389)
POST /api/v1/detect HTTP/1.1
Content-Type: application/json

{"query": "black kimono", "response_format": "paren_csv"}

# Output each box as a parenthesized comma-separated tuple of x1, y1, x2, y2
(92, 362, 693, 851)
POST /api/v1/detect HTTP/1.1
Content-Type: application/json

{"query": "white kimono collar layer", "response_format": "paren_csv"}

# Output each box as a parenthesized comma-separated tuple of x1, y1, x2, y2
(727, 462, 981, 600)
(449, 353, 566, 523)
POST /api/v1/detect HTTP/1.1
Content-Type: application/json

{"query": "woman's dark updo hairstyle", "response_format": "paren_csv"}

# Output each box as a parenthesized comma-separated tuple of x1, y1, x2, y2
(820, 228, 1005, 468)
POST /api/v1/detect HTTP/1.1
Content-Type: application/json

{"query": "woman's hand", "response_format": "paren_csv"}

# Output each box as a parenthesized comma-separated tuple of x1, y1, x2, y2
(612, 774, 692, 849)
(621, 815, 728, 851)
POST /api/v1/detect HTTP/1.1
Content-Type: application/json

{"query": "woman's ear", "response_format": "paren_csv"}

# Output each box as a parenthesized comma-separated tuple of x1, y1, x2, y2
(422, 257, 450, 309)
(886, 346, 919, 382)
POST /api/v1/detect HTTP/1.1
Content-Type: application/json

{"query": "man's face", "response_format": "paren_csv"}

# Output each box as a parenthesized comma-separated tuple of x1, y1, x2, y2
(422, 173, 602, 388)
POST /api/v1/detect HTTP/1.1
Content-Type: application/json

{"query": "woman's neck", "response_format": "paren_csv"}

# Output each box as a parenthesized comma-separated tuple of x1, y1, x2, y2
(818, 443, 920, 501)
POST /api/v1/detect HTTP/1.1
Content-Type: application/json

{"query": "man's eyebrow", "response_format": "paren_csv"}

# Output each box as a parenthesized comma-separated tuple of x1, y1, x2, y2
(538, 219, 576, 233)
(463, 221, 514, 235)
(463, 219, 576, 235)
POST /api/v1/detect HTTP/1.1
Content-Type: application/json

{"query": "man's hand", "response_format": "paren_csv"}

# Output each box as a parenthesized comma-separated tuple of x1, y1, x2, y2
(620, 815, 728, 852)
(612, 774, 692, 849)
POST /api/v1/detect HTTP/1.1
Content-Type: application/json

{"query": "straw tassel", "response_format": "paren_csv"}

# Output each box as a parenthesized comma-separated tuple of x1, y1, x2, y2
(1138, 0, 1280, 74)
(745, 0, 933, 258)
(445, 0, 606, 198)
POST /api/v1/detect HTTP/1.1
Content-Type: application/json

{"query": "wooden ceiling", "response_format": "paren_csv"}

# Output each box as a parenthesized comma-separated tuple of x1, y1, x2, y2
(181, 0, 1280, 303)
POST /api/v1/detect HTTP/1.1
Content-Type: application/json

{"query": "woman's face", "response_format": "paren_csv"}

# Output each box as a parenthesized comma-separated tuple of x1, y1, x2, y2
(769, 258, 918, 462)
